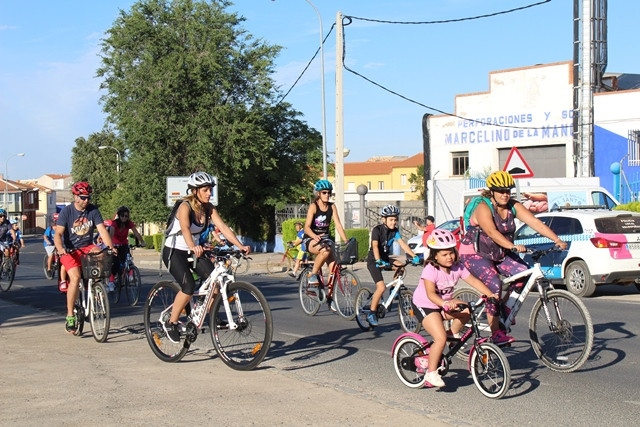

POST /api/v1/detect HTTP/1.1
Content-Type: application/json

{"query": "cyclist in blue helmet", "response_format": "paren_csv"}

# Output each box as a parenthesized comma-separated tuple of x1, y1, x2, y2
(303, 179, 348, 288)
(0, 208, 16, 258)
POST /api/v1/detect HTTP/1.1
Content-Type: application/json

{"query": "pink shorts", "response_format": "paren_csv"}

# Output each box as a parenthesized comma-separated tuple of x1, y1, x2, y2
(60, 245, 98, 273)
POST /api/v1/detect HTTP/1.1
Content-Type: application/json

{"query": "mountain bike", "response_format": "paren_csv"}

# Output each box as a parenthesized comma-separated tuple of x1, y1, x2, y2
(0, 244, 18, 292)
(144, 250, 272, 370)
(111, 244, 142, 306)
(70, 248, 113, 343)
(298, 237, 361, 320)
(354, 259, 420, 332)
(453, 246, 593, 372)
(43, 249, 60, 280)
(392, 297, 511, 399)
(266, 242, 300, 275)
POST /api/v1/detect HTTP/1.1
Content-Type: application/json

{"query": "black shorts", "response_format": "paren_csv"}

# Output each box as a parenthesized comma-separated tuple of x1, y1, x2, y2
(412, 302, 442, 324)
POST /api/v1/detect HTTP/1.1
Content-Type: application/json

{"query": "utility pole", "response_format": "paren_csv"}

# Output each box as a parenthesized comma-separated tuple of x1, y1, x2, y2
(335, 11, 345, 240)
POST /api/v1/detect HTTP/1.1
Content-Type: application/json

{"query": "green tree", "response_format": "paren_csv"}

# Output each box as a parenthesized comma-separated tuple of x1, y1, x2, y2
(409, 164, 425, 200)
(95, 0, 321, 239)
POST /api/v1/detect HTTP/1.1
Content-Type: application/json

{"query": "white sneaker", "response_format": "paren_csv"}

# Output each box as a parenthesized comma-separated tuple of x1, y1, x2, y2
(424, 370, 445, 388)
(106, 281, 115, 292)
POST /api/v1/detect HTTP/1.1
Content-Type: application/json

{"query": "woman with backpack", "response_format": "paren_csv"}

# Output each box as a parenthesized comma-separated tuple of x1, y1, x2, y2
(161, 172, 250, 343)
(459, 171, 567, 345)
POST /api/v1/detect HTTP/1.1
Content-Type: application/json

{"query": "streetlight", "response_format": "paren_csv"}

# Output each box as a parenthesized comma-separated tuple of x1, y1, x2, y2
(304, 0, 328, 180)
(4, 153, 25, 211)
(98, 145, 121, 174)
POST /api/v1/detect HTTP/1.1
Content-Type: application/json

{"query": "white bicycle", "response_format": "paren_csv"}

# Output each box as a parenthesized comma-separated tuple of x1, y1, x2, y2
(454, 246, 593, 372)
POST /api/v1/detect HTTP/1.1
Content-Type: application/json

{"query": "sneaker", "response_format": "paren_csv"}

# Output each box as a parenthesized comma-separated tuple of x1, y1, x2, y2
(367, 312, 379, 326)
(424, 370, 445, 388)
(288, 271, 296, 278)
(328, 299, 337, 313)
(308, 274, 320, 286)
(216, 317, 229, 330)
(106, 281, 115, 292)
(414, 355, 429, 373)
(65, 316, 76, 334)
(491, 330, 515, 345)
(162, 320, 181, 343)
(58, 280, 68, 293)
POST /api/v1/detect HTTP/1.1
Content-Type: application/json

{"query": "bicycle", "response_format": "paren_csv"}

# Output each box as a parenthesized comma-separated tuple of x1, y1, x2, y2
(144, 250, 272, 370)
(43, 249, 60, 280)
(354, 259, 420, 333)
(298, 237, 361, 320)
(70, 248, 113, 343)
(225, 248, 252, 276)
(111, 244, 143, 306)
(266, 242, 300, 275)
(0, 244, 17, 292)
(453, 246, 594, 372)
(392, 296, 511, 399)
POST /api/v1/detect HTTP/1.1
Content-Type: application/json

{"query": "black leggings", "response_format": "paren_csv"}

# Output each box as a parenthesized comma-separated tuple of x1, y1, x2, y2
(111, 245, 130, 277)
(162, 246, 214, 296)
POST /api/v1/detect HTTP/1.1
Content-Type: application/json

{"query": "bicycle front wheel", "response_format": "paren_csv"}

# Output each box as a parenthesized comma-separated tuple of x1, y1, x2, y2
(0, 258, 15, 292)
(89, 281, 110, 343)
(43, 254, 55, 280)
(298, 273, 321, 316)
(144, 281, 189, 362)
(125, 266, 142, 306)
(266, 253, 290, 275)
(470, 342, 511, 399)
(529, 289, 593, 372)
(333, 270, 361, 320)
(451, 287, 489, 360)
(392, 335, 428, 388)
(354, 287, 373, 331)
(210, 281, 272, 371)
(398, 289, 420, 333)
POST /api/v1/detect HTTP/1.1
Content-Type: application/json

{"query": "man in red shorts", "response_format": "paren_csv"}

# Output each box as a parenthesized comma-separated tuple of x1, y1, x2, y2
(54, 181, 115, 334)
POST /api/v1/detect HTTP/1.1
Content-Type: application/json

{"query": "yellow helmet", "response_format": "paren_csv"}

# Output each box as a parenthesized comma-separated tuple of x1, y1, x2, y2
(486, 171, 515, 190)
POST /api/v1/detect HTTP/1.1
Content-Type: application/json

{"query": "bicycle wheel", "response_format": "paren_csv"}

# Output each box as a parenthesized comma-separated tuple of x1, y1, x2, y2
(451, 287, 489, 360)
(398, 289, 420, 333)
(73, 293, 85, 336)
(0, 258, 15, 292)
(144, 281, 189, 362)
(528, 289, 593, 372)
(470, 342, 511, 399)
(266, 253, 290, 275)
(43, 254, 55, 280)
(210, 281, 272, 371)
(333, 270, 361, 320)
(298, 272, 321, 316)
(392, 334, 428, 388)
(354, 287, 373, 331)
(125, 266, 142, 306)
(89, 281, 110, 343)
(232, 256, 250, 276)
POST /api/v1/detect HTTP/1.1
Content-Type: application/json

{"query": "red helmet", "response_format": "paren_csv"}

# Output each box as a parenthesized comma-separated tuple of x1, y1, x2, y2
(72, 181, 93, 196)
(53, 213, 59, 221)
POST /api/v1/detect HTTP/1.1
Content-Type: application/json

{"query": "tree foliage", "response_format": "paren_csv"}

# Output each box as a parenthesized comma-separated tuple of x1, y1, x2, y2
(408, 164, 425, 200)
(93, 0, 321, 239)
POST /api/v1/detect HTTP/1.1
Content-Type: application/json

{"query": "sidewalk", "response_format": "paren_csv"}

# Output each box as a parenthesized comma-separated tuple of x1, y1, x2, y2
(0, 299, 448, 426)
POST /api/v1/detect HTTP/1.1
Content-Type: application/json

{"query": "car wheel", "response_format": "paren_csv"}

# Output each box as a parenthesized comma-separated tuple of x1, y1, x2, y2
(565, 260, 596, 297)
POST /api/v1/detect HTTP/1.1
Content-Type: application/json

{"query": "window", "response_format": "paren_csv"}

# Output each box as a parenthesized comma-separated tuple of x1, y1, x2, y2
(548, 217, 583, 235)
(628, 130, 640, 166)
(452, 151, 469, 176)
(367, 181, 371, 190)
(401, 174, 407, 185)
(347, 182, 355, 191)
(378, 181, 384, 190)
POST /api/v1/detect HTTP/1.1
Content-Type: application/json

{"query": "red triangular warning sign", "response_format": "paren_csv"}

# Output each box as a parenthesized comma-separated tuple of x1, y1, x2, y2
(503, 147, 534, 178)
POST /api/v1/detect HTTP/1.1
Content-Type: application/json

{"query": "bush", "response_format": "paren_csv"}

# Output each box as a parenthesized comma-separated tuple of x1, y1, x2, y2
(345, 228, 369, 261)
(152, 234, 164, 252)
(142, 235, 155, 249)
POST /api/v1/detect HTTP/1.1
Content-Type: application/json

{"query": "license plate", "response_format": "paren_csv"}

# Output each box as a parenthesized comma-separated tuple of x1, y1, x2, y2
(626, 243, 640, 250)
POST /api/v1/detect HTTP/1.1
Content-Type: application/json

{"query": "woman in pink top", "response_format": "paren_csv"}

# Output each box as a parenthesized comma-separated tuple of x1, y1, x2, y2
(107, 206, 145, 290)
(412, 229, 497, 388)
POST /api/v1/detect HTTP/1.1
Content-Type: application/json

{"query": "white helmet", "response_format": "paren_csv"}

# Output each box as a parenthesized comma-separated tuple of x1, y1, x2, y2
(187, 172, 215, 189)
(426, 229, 457, 250)
(380, 204, 400, 217)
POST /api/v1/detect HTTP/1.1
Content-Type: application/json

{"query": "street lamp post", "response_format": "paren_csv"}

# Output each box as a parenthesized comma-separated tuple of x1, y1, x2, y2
(4, 153, 25, 211)
(98, 145, 121, 174)
(305, 0, 328, 179)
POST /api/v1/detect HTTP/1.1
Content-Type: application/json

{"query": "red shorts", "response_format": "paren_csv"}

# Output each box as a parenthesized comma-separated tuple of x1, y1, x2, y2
(60, 245, 98, 273)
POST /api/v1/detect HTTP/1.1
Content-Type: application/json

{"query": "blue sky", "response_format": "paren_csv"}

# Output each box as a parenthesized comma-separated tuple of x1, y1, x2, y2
(1, 0, 638, 180)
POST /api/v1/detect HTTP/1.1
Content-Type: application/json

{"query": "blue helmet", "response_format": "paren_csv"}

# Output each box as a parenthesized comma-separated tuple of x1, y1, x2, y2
(314, 179, 333, 192)
(0, 208, 6, 216)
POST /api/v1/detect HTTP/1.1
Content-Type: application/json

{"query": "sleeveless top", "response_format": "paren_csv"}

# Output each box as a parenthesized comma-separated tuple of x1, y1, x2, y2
(309, 201, 333, 236)
(164, 202, 210, 251)
(460, 199, 516, 262)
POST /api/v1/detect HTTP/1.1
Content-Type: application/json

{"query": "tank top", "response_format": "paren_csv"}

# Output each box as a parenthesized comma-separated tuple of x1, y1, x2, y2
(164, 203, 210, 251)
(460, 199, 516, 261)
(309, 201, 333, 236)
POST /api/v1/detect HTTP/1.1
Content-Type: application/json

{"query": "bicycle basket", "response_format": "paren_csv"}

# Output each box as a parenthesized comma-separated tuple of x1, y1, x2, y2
(335, 238, 358, 265)
(81, 249, 114, 279)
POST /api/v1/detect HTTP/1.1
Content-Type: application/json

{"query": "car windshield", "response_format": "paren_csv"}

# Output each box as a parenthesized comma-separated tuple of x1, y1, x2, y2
(437, 220, 460, 232)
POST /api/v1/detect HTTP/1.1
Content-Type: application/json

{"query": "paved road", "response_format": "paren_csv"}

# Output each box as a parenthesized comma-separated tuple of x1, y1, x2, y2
(2, 237, 640, 426)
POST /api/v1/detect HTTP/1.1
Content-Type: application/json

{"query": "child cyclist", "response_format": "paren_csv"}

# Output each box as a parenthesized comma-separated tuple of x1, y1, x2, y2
(366, 205, 421, 326)
(412, 229, 498, 388)
(289, 221, 308, 279)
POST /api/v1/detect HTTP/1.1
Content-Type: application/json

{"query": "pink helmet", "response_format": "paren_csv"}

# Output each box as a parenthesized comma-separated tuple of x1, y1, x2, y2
(426, 229, 457, 250)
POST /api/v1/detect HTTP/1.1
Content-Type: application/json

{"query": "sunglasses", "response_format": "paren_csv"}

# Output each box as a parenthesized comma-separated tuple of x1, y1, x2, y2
(78, 195, 91, 201)
(320, 191, 332, 195)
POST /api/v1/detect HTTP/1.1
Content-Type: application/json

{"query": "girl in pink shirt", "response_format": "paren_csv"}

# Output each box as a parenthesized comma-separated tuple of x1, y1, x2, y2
(412, 229, 497, 388)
